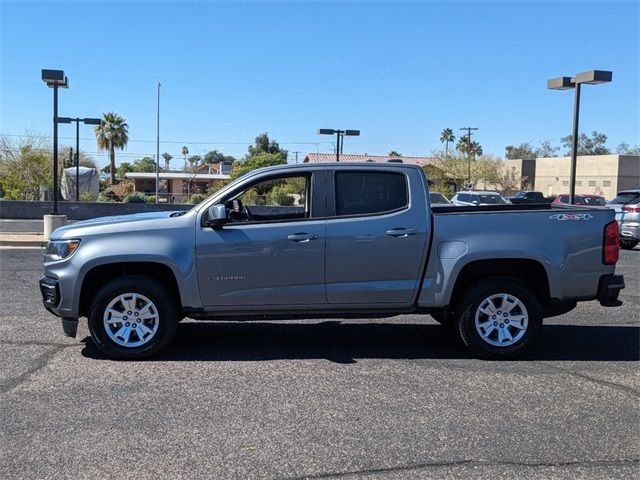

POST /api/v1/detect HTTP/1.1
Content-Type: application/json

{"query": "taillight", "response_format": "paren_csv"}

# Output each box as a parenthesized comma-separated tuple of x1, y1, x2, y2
(603, 221, 620, 265)
(622, 205, 640, 213)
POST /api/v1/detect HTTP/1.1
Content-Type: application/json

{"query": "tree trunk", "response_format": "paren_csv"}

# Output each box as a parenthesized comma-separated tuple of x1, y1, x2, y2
(109, 140, 116, 185)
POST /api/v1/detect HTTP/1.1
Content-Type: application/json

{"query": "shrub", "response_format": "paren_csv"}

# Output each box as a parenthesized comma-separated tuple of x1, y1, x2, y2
(122, 192, 148, 203)
(79, 192, 96, 202)
(190, 193, 208, 204)
(267, 184, 295, 206)
(145, 195, 157, 203)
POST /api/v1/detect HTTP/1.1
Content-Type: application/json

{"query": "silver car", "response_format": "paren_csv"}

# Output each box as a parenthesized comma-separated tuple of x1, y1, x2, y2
(606, 189, 640, 249)
(451, 190, 510, 206)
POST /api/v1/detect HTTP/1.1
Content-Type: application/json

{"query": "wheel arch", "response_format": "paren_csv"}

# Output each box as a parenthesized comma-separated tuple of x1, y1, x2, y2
(448, 258, 551, 310)
(79, 262, 182, 318)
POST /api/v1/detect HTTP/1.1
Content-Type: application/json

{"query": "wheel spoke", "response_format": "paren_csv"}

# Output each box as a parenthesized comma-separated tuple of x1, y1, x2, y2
(503, 327, 514, 342)
(480, 301, 496, 316)
(137, 323, 153, 338)
(500, 294, 510, 311)
(481, 324, 496, 338)
(106, 308, 124, 321)
(497, 327, 506, 343)
(508, 315, 527, 329)
(119, 295, 133, 311)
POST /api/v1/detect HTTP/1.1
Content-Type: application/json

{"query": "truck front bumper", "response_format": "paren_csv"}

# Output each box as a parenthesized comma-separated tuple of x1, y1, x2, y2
(597, 274, 625, 307)
(39, 275, 79, 337)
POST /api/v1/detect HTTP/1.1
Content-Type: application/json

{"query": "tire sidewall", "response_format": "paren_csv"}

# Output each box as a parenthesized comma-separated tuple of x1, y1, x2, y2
(456, 279, 543, 359)
(88, 275, 177, 359)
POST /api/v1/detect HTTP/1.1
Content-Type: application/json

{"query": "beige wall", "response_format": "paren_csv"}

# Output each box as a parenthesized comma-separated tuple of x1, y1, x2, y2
(534, 154, 639, 200)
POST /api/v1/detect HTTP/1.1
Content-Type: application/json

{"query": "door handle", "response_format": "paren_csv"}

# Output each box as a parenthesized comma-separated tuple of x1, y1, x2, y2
(287, 233, 319, 242)
(386, 228, 417, 237)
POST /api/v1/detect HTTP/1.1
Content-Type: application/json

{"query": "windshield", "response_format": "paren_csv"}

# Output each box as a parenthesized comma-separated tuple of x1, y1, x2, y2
(478, 194, 507, 204)
(609, 192, 640, 205)
(514, 192, 527, 198)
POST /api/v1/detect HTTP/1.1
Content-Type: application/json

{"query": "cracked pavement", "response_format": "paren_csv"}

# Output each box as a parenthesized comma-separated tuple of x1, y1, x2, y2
(0, 247, 638, 479)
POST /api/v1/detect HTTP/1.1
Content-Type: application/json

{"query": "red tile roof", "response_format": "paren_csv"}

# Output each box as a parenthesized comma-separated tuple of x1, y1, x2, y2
(303, 153, 437, 166)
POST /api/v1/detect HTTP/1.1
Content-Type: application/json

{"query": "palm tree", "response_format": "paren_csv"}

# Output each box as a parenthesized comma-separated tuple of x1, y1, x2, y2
(440, 128, 455, 159)
(162, 152, 173, 172)
(456, 136, 470, 156)
(181, 146, 189, 171)
(94, 112, 129, 184)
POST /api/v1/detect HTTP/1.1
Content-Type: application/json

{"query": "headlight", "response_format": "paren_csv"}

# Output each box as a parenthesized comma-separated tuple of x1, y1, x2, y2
(46, 239, 81, 260)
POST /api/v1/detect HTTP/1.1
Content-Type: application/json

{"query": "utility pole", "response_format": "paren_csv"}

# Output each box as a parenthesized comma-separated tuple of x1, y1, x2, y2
(460, 126, 479, 187)
(156, 82, 161, 203)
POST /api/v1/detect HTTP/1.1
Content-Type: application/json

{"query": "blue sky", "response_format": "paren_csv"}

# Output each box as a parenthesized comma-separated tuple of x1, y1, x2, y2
(1, 0, 638, 169)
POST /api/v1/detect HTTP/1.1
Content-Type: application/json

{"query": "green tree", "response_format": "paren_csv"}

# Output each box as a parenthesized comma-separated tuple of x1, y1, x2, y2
(560, 130, 610, 155)
(94, 112, 129, 185)
(116, 162, 134, 179)
(247, 132, 288, 160)
(440, 128, 456, 159)
(504, 142, 537, 159)
(203, 150, 235, 164)
(0, 143, 52, 200)
(187, 155, 202, 172)
(430, 151, 500, 190)
(181, 146, 189, 170)
(132, 156, 160, 173)
(162, 152, 173, 171)
(537, 140, 558, 158)
(230, 152, 287, 179)
(616, 142, 640, 155)
(388, 150, 402, 157)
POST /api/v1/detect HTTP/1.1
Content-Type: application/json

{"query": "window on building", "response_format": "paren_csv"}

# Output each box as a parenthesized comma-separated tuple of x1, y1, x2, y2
(603, 180, 611, 187)
(562, 180, 569, 186)
(575, 181, 582, 186)
(588, 181, 596, 187)
(335, 171, 408, 216)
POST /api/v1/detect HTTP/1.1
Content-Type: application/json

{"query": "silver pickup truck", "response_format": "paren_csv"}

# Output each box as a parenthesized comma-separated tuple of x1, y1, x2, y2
(40, 162, 625, 360)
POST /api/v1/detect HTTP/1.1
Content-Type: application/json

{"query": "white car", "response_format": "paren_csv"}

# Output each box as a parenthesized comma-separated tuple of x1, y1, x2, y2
(451, 191, 510, 206)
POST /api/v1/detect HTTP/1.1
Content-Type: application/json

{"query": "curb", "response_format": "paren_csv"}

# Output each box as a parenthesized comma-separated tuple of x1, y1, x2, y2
(0, 240, 46, 247)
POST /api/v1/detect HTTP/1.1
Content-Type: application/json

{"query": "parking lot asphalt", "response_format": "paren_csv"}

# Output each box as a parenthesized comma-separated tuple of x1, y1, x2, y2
(0, 247, 638, 479)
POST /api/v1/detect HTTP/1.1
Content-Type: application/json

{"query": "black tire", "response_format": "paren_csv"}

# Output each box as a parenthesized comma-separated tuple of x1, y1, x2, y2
(88, 275, 178, 360)
(454, 279, 543, 360)
(620, 239, 639, 250)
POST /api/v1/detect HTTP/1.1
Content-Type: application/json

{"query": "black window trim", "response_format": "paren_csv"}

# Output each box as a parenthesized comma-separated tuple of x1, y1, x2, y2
(201, 171, 324, 227)
(327, 169, 410, 220)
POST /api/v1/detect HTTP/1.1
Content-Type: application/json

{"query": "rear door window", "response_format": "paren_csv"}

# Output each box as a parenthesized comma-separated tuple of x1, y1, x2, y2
(478, 194, 507, 205)
(335, 171, 408, 216)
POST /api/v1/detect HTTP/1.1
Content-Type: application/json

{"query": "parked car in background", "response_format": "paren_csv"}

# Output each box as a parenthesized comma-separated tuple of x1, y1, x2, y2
(451, 191, 510, 206)
(552, 194, 607, 207)
(606, 189, 640, 249)
(429, 192, 452, 205)
(508, 191, 555, 204)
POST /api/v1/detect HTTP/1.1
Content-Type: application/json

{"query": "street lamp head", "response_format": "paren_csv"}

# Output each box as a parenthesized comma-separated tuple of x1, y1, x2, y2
(56, 117, 73, 124)
(83, 118, 102, 125)
(318, 128, 336, 135)
(41, 69, 69, 88)
(547, 76, 575, 90)
(575, 70, 613, 85)
(344, 130, 360, 136)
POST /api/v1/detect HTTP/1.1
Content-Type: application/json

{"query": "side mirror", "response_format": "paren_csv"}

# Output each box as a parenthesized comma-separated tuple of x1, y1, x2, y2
(472, 200, 480, 205)
(205, 204, 228, 228)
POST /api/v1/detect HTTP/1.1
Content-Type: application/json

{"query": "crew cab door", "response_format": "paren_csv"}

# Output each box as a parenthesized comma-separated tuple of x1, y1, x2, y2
(324, 167, 430, 305)
(195, 170, 326, 307)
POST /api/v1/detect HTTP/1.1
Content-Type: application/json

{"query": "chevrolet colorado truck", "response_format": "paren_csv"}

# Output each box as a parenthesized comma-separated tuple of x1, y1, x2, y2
(41, 162, 625, 360)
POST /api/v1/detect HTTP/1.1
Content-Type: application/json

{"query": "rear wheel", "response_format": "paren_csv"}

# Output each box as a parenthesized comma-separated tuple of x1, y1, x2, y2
(620, 239, 639, 250)
(88, 275, 178, 359)
(455, 279, 543, 359)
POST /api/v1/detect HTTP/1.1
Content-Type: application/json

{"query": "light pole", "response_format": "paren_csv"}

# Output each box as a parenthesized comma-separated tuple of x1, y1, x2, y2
(41, 69, 69, 214)
(547, 70, 612, 204)
(317, 129, 360, 161)
(156, 82, 161, 203)
(57, 117, 101, 200)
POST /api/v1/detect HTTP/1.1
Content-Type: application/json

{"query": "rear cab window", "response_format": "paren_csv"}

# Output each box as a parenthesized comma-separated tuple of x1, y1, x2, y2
(334, 171, 408, 216)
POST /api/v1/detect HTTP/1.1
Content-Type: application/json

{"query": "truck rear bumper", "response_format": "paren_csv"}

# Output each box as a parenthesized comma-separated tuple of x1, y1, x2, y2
(597, 274, 625, 307)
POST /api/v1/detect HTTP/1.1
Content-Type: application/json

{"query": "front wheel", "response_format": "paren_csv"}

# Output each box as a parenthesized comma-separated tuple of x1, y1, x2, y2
(88, 275, 178, 359)
(455, 279, 543, 359)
